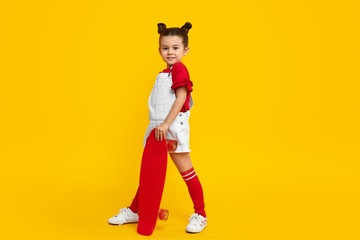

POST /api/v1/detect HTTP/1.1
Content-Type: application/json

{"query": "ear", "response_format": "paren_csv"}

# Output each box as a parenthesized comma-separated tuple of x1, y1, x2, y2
(184, 46, 190, 55)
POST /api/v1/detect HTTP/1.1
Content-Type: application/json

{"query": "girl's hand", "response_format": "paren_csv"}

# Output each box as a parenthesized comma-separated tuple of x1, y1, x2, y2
(155, 121, 170, 141)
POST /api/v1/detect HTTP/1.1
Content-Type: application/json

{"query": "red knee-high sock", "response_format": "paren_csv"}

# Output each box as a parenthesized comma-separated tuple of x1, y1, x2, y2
(180, 167, 206, 218)
(129, 187, 139, 213)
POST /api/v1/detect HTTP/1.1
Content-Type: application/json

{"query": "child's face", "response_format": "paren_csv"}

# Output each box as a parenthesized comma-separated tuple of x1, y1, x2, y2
(159, 35, 189, 68)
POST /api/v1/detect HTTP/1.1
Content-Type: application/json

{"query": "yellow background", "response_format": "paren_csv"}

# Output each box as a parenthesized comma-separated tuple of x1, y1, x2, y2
(1, 0, 359, 239)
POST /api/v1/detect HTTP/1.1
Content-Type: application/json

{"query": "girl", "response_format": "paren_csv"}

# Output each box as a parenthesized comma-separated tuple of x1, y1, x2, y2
(108, 22, 207, 233)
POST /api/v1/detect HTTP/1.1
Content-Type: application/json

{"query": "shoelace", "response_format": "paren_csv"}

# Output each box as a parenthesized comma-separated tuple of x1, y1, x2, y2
(188, 214, 202, 226)
(115, 208, 130, 220)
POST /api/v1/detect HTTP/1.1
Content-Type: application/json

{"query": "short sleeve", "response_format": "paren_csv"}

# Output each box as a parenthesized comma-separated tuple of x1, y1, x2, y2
(171, 62, 193, 93)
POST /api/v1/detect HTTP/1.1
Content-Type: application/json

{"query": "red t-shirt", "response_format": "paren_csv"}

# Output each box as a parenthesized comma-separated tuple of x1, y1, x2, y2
(160, 62, 193, 112)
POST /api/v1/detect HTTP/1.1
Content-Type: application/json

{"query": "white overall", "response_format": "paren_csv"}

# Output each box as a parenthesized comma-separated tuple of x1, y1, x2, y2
(143, 66, 194, 153)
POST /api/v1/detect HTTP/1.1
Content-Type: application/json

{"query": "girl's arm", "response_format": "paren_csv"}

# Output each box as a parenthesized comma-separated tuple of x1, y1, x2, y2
(164, 86, 187, 125)
(154, 86, 187, 141)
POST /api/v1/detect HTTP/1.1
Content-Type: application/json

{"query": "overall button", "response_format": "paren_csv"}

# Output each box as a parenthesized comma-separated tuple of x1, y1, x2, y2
(180, 114, 182, 117)
(180, 122, 183, 125)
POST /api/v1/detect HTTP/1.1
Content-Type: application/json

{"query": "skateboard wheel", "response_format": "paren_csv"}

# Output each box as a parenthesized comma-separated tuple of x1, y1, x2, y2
(166, 139, 177, 152)
(158, 209, 169, 221)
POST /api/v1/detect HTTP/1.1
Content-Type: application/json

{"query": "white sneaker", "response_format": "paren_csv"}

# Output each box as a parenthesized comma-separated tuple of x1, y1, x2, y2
(185, 213, 207, 233)
(108, 207, 139, 225)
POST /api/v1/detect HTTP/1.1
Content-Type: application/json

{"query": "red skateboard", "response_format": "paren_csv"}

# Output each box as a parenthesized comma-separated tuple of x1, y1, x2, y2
(137, 128, 168, 236)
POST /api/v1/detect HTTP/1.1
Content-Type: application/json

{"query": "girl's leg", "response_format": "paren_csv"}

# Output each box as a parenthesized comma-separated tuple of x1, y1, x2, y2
(169, 152, 193, 172)
(169, 152, 206, 218)
(129, 187, 139, 213)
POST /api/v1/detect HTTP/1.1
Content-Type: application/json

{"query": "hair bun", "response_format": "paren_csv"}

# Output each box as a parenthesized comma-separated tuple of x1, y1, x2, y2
(157, 23, 167, 34)
(181, 22, 192, 34)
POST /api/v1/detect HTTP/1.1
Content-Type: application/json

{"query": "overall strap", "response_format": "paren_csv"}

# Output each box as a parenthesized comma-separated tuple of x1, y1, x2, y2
(168, 65, 173, 77)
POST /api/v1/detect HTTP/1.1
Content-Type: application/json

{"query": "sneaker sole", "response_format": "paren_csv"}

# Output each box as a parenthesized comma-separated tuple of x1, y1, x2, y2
(108, 220, 139, 225)
(186, 230, 203, 233)
(186, 225, 206, 233)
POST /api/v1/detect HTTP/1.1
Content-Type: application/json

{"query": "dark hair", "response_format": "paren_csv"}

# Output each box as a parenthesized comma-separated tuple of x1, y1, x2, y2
(157, 22, 192, 48)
